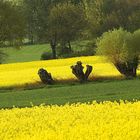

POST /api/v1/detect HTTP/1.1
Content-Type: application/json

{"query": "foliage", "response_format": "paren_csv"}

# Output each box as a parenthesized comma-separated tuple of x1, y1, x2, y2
(40, 52, 52, 60)
(133, 29, 140, 55)
(22, 0, 52, 44)
(48, 3, 87, 50)
(0, 101, 140, 139)
(96, 28, 130, 63)
(1, 0, 140, 59)
(57, 47, 71, 56)
(22, 0, 72, 44)
(0, 0, 25, 46)
(1, 0, 140, 46)
(83, 0, 140, 36)
(96, 28, 140, 77)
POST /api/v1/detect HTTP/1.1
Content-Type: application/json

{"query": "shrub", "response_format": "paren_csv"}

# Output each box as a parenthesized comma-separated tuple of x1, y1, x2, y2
(40, 52, 52, 60)
(96, 28, 140, 77)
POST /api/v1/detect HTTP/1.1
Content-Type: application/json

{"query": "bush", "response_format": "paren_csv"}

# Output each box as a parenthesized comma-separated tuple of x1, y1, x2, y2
(73, 40, 96, 57)
(96, 28, 140, 77)
(57, 40, 96, 58)
(83, 41, 96, 55)
(40, 52, 52, 60)
(133, 29, 140, 55)
(57, 46, 72, 56)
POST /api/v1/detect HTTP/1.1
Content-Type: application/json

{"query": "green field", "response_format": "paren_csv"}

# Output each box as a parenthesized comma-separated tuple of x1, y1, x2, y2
(0, 79, 140, 109)
(0, 40, 93, 64)
(0, 44, 51, 63)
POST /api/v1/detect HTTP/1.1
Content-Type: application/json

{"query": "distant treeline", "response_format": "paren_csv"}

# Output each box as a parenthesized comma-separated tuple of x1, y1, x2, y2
(0, 0, 140, 48)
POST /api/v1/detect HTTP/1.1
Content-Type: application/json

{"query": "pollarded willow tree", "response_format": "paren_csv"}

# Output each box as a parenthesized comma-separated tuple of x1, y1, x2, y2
(96, 28, 140, 77)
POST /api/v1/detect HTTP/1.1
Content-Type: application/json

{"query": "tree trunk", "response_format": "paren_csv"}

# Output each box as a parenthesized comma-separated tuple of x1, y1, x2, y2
(85, 65, 93, 80)
(114, 58, 138, 78)
(60, 41, 67, 54)
(71, 61, 93, 82)
(28, 27, 34, 45)
(28, 34, 34, 45)
(68, 41, 72, 52)
(50, 39, 57, 59)
(51, 45, 56, 59)
(38, 68, 54, 84)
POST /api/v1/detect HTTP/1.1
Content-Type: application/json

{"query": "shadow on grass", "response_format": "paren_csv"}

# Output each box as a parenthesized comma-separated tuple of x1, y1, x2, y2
(1, 74, 139, 92)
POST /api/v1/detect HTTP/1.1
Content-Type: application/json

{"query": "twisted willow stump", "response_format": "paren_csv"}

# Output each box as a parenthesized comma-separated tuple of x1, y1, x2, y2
(71, 61, 93, 82)
(38, 68, 54, 84)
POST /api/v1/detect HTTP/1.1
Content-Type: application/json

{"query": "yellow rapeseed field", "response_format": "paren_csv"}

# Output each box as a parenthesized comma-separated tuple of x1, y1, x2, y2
(0, 56, 121, 87)
(0, 101, 140, 140)
(0, 56, 139, 87)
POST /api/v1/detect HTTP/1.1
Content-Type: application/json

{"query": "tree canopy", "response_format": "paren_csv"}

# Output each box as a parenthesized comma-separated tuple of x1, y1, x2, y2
(0, 0, 139, 64)
(0, 0, 25, 46)
(96, 28, 140, 77)
(83, 0, 140, 37)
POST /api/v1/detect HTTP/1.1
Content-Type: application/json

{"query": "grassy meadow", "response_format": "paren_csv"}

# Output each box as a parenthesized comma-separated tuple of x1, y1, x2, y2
(0, 40, 93, 64)
(0, 44, 51, 63)
(0, 79, 140, 108)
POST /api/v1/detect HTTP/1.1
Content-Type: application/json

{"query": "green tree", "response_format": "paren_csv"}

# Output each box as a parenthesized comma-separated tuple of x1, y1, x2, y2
(0, 0, 25, 46)
(0, 0, 25, 63)
(96, 28, 140, 77)
(48, 3, 87, 57)
(83, 0, 140, 37)
(23, 0, 42, 44)
(22, 0, 68, 44)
